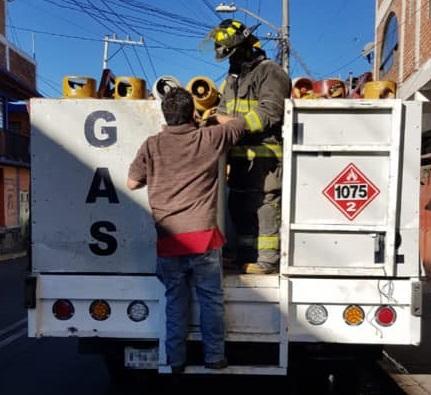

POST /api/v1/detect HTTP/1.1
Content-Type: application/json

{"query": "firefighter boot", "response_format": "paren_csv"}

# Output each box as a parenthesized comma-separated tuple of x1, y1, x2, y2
(242, 262, 278, 274)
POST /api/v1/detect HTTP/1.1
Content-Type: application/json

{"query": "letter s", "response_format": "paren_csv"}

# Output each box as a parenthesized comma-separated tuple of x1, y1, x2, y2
(89, 221, 118, 256)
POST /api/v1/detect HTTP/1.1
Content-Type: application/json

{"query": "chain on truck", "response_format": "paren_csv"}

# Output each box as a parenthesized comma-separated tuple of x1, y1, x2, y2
(26, 70, 426, 377)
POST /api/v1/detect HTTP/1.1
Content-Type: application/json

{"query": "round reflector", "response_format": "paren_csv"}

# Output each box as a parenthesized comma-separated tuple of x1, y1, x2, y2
(89, 300, 111, 321)
(375, 305, 396, 327)
(343, 305, 364, 326)
(52, 299, 74, 320)
(305, 304, 328, 326)
(127, 301, 149, 322)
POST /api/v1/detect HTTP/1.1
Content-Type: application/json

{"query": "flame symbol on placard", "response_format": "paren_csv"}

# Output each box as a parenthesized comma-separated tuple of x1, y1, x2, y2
(346, 169, 358, 181)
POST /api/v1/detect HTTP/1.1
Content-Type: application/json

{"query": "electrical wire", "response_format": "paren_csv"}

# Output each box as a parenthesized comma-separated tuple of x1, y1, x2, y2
(98, 0, 156, 82)
(121, 47, 136, 75)
(320, 0, 431, 78)
(6, 25, 202, 51)
(202, 0, 222, 21)
(37, 74, 62, 95)
(131, 45, 150, 84)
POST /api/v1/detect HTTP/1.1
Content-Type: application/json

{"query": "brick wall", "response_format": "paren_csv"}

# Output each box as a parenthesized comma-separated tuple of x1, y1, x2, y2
(403, 0, 416, 81)
(421, 1, 431, 64)
(376, 0, 431, 86)
(9, 50, 36, 90)
(376, 0, 402, 82)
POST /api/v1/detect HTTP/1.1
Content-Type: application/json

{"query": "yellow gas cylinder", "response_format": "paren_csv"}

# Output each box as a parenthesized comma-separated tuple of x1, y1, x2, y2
(62, 76, 96, 98)
(363, 81, 396, 99)
(114, 77, 146, 99)
(186, 76, 219, 113)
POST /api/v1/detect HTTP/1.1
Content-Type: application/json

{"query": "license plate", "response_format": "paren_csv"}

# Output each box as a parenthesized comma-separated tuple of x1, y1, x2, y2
(124, 346, 159, 369)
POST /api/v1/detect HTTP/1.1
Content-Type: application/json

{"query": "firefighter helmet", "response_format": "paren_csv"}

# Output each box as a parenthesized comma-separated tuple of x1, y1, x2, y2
(206, 19, 259, 60)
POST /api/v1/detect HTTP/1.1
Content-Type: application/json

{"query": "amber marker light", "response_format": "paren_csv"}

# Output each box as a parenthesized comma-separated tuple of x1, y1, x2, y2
(89, 300, 111, 321)
(343, 305, 365, 326)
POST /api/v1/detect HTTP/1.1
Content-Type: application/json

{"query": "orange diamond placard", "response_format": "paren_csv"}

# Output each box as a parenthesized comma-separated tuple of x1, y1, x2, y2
(322, 163, 380, 220)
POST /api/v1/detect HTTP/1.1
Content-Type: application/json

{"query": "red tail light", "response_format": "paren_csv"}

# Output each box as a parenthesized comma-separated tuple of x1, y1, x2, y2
(52, 299, 74, 320)
(375, 305, 396, 327)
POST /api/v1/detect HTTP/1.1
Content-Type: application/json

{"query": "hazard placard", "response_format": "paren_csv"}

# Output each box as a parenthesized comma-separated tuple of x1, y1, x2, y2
(322, 163, 380, 220)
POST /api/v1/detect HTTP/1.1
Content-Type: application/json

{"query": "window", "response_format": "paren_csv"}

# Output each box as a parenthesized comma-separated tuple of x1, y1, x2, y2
(380, 13, 398, 75)
(9, 121, 21, 134)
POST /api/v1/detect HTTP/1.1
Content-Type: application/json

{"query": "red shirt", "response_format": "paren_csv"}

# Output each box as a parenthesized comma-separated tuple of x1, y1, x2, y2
(157, 227, 225, 257)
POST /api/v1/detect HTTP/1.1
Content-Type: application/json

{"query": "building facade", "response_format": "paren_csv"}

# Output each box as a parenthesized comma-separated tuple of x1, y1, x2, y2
(0, 0, 38, 254)
(374, 0, 431, 100)
(374, 1, 431, 275)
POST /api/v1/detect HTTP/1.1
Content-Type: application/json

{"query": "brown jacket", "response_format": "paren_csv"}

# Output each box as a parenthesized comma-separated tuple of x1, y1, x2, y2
(128, 119, 245, 237)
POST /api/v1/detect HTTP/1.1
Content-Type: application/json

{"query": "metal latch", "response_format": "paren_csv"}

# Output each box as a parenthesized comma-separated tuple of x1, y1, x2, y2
(411, 281, 423, 317)
(25, 275, 37, 309)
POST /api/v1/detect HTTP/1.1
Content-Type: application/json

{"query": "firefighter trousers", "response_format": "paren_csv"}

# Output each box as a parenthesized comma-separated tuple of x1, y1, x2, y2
(228, 190, 281, 268)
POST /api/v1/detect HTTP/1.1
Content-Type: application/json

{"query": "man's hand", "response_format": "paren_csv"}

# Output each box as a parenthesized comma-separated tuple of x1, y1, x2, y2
(127, 178, 145, 190)
(215, 114, 237, 125)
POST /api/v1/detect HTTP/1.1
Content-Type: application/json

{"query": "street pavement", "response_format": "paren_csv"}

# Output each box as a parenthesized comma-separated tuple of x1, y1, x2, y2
(384, 279, 431, 394)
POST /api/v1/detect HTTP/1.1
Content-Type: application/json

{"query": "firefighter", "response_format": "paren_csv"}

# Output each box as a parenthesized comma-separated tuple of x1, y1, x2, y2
(207, 19, 291, 274)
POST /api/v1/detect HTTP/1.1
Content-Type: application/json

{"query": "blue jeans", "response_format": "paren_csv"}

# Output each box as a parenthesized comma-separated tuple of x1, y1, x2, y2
(157, 249, 225, 367)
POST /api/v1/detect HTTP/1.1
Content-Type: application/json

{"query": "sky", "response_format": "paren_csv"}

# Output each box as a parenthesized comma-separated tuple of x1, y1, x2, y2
(6, 0, 376, 98)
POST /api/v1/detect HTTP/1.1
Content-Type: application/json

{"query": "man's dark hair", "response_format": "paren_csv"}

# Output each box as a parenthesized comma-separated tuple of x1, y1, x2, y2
(161, 87, 195, 126)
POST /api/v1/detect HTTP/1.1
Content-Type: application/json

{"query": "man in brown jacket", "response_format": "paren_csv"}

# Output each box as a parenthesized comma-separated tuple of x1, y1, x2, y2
(127, 87, 245, 373)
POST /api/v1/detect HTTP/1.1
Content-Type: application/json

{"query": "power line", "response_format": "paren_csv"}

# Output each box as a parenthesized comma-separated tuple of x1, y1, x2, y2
(121, 47, 136, 75)
(37, 74, 62, 95)
(100, 0, 157, 81)
(6, 25, 200, 51)
(42, 0, 208, 36)
(131, 45, 150, 84)
(202, 0, 223, 21)
(321, 0, 430, 78)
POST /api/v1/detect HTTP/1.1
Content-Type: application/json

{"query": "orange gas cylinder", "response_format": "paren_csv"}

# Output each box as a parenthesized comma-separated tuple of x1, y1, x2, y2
(363, 81, 396, 99)
(313, 79, 346, 99)
(291, 77, 315, 99)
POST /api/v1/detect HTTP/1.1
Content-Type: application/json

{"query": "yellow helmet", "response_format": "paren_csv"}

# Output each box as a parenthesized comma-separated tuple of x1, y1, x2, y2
(207, 19, 259, 60)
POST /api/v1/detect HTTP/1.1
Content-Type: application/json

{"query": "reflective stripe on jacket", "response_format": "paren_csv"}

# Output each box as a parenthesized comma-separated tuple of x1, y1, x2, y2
(217, 55, 291, 145)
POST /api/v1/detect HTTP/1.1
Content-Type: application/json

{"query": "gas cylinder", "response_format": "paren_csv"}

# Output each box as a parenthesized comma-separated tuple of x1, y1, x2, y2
(186, 76, 219, 113)
(363, 81, 396, 99)
(62, 76, 97, 98)
(114, 77, 146, 99)
(152, 76, 181, 100)
(313, 79, 346, 99)
(291, 77, 315, 99)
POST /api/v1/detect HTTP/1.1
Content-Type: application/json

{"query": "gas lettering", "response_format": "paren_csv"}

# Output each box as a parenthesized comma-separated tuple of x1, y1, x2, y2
(86, 168, 119, 203)
(84, 111, 117, 147)
(89, 221, 118, 256)
(85, 111, 119, 257)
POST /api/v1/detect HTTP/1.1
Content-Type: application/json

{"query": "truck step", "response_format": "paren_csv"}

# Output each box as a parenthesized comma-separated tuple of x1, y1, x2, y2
(158, 365, 286, 375)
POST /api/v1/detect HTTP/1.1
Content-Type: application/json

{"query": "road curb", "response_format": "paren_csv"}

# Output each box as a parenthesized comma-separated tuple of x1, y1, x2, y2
(389, 374, 431, 395)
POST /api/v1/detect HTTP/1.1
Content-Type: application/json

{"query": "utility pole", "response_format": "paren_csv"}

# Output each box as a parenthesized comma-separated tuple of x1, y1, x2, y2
(102, 34, 144, 70)
(281, 0, 289, 76)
